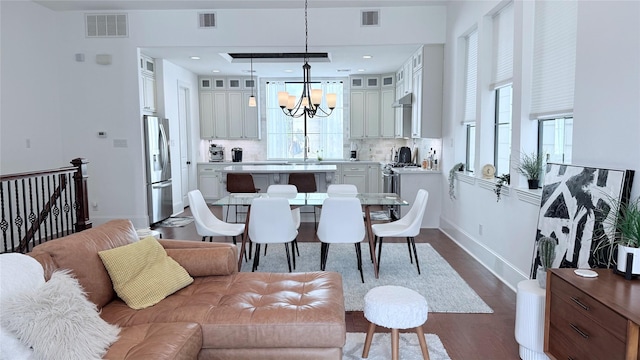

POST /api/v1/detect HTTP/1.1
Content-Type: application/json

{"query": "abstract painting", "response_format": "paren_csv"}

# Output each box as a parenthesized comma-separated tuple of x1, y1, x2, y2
(530, 163, 634, 277)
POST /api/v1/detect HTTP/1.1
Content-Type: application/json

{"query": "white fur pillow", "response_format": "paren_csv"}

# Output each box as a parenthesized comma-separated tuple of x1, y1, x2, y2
(0, 270, 120, 360)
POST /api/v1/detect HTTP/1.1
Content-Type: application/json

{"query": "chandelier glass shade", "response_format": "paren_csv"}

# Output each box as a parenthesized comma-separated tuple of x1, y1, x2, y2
(277, 0, 336, 119)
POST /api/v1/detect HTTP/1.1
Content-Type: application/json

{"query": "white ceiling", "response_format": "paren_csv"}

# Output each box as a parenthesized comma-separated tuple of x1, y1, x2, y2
(33, 0, 445, 77)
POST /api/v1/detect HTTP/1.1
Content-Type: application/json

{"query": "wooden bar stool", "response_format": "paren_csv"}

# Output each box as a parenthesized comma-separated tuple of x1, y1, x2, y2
(362, 285, 430, 360)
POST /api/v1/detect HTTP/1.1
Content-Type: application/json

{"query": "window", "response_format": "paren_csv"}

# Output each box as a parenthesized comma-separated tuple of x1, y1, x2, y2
(491, 2, 514, 176)
(539, 117, 573, 165)
(265, 81, 343, 160)
(466, 124, 476, 173)
(494, 85, 512, 175)
(463, 29, 478, 172)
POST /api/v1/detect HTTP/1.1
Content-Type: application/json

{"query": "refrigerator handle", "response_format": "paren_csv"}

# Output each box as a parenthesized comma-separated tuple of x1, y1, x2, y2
(152, 181, 172, 189)
(159, 122, 169, 171)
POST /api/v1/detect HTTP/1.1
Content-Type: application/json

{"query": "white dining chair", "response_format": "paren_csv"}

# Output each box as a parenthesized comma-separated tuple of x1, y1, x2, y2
(327, 184, 358, 196)
(371, 189, 429, 275)
(248, 197, 298, 272)
(188, 190, 246, 251)
(317, 196, 367, 283)
(266, 184, 301, 257)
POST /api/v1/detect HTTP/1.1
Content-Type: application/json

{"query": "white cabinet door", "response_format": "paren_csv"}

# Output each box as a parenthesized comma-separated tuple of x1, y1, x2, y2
(364, 91, 380, 138)
(199, 92, 215, 138)
(198, 165, 222, 200)
(142, 75, 156, 113)
(213, 92, 228, 138)
(342, 164, 368, 193)
(350, 91, 366, 138)
(380, 89, 395, 138)
(411, 70, 423, 138)
(411, 45, 443, 139)
(367, 164, 381, 192)
(227, 92, 243, 139)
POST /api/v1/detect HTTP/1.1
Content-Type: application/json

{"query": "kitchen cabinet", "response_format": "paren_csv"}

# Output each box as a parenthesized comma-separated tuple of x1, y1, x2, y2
(544, 269, 640, 360)
(380, 88, 395, 138)
(198, 163, 226, 200)
(199, 76, 260, 140)
(342, 164, 368, 193)
(367, 164, 381, 192)
(350, 90, 380, 139)
(410, 45, 443, 139)
(140, 54, 156, 113)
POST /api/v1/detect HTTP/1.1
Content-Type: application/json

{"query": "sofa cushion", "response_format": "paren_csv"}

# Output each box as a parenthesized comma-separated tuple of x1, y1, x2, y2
(100, 271, 346, 350)
(99, 236, 194, 310)
(103, 322, 202, 360)
(166, 247, 237, 276)
(29, 219, 138, 308)
(0, 270, 120, 360)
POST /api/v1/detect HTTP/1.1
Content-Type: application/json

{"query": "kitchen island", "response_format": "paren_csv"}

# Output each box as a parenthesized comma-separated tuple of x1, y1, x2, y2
(218, 164, 337, 194)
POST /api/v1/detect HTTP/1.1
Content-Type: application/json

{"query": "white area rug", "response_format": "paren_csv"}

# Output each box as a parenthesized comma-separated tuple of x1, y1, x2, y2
(343, 332, 450, 360)
(241, 242, 493, 313)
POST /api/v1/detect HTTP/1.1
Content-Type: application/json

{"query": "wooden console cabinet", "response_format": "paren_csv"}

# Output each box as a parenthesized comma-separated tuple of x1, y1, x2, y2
(544, 269, 640, 360)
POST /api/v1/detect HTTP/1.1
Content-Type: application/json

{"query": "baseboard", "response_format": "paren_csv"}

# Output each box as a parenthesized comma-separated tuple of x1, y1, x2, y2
(439, 217, 528, 292)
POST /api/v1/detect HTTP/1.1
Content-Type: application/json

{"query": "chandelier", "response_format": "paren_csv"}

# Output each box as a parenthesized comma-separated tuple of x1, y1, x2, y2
(277, 0, 337, 118)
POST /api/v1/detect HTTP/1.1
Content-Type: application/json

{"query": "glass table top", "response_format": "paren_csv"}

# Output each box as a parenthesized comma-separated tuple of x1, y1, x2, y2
(211, 193, 409, 207)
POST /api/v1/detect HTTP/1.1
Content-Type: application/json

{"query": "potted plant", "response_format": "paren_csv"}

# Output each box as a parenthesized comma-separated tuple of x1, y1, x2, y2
(602, 196, 640, 277)
(494, 174, 510, 202)
(536, 236, 556, 288)
(449, 163, 464, 200)
(515, 152, 543, 189)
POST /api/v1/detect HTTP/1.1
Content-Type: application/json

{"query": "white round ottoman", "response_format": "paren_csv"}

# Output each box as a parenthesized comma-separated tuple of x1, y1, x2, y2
(362, 285, 430, 360)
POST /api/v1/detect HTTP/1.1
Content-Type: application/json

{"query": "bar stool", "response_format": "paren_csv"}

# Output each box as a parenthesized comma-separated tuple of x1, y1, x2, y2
(225, 173, 259, 222)
(289, 173, 317, 228)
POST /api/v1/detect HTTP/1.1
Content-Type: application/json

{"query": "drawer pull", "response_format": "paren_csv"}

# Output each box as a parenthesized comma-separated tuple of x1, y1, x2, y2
(569, 323, 589, 339)
(570, 296, 590, 311)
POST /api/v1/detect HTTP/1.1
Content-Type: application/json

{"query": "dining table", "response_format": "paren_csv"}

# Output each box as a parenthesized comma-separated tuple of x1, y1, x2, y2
(211, 192, 409, 278)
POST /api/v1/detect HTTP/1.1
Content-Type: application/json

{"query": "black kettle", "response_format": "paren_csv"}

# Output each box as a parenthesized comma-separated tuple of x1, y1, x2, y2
(231, 147, 243, 162)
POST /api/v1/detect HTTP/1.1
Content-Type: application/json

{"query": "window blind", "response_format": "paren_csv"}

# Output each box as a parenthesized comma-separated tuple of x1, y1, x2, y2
(491, 2, 514, 89)
(530, 1, 577, 119)
(463, 29, 478, 124)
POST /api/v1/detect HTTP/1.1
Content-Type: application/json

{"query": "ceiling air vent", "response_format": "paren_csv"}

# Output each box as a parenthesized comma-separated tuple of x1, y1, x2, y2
(361, 10, 380, 27)
(85, 14, 128, 37)
(199, 13, 216, 28)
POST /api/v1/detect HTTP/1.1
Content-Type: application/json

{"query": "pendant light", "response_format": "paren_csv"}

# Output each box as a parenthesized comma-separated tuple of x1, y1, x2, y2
(248, 54, 257, 107)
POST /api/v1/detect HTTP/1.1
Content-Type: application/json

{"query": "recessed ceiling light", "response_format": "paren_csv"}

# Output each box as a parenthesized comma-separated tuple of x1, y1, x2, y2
(284, 69, 293, 73)
(363, 55, 372, 59)
(190, 56, 200, 60)
(357, 69, 366, 72)
(212, 69, 220, 73)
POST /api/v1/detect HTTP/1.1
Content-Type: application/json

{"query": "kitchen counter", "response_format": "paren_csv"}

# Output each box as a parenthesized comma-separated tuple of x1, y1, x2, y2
(198, 160, 379, 165)
(391, 167, 441, 174)
(218, 164, 337, 173)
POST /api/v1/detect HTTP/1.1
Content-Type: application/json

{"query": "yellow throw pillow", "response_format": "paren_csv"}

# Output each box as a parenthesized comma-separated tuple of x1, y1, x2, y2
(98, 236, 193, 309)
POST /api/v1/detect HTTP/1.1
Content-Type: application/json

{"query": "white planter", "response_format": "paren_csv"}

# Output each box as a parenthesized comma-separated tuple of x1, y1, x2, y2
(616, 245, 640, 275)
(536, 267, 547, 289)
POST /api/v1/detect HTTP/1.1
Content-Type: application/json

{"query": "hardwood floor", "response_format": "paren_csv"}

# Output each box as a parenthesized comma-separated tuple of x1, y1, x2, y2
(153, 206, 520, 360)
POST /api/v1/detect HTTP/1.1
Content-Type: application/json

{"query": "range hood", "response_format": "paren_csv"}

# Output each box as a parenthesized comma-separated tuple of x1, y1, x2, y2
(392, 93, 412, 108)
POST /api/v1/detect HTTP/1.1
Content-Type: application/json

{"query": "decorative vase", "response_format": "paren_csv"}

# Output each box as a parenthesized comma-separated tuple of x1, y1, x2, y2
(616, 245, 640, 276)
(537, 267, 547, 288)
(527, 179, 539, 189)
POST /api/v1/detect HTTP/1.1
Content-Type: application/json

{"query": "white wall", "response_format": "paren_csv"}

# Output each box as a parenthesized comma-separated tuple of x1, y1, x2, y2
(440, 0, 640, 291)
(0, 2, 446, 228)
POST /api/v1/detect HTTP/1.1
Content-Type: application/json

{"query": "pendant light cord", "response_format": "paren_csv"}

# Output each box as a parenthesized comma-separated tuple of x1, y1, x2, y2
(304, 0, 309, 63)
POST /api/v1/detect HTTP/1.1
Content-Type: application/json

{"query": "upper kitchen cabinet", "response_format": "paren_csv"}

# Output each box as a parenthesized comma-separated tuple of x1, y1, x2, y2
(140, 54, 156, 113)
(350, 75, 395, 139)
(409, 45, 443, 139)
(199, 76, 260, 140)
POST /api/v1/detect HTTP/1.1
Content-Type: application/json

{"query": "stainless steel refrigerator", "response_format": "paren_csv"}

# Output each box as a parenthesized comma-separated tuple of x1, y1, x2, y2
(143, 115, 173, 224)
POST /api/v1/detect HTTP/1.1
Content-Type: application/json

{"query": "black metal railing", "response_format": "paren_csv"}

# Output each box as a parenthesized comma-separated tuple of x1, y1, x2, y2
(0, 158, 91, 253)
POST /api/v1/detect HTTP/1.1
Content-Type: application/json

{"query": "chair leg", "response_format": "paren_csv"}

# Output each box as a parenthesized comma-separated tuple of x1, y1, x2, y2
(407, 238, 414, 264)
(201, 236, 206, 242)
(252, 243, 261, 272)
(355, 242, 364, 283)
(320, 242, 328, 270)
(232, 236, 237, 245)
(410, 237, 421, 274)
(264, 244, 268, 256)
(415, 326, 430, 360)
(294, 239, 300, 256)
(377, 237, 384, 272)
(291, 241, 296, 270)
(391, 328, 400, 360)
(362, 322, 377, 358)
(225, 205, 230, 222)
(284, 243, 292, 272)
(371, 235, 378, 263)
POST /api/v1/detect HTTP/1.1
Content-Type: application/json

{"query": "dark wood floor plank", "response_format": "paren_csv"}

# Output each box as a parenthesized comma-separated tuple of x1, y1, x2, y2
(151, 206, 520, 359)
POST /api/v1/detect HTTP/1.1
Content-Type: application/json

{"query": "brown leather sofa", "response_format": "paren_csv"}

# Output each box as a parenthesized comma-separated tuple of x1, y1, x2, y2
(28, 219, 346, 360)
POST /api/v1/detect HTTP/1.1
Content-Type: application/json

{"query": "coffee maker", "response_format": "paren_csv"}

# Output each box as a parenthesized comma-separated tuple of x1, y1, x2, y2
(209, 144, 224, 162)
(349, 142, 358, 161)
(231, 147, 243, 162)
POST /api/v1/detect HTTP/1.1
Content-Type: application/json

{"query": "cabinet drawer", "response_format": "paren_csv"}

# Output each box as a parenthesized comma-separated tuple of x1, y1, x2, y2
(550, 276, 627, 340)
(548, 294, 626, 359)
(342, 165, 367, 174)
